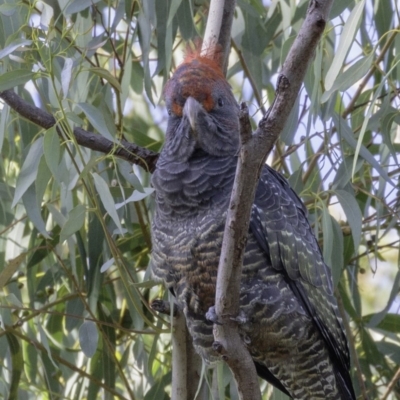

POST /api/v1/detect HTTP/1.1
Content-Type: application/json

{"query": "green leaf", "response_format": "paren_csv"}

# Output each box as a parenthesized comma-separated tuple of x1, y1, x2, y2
(322, 53, 373, 103)
(27, 225, 61, 268)
(0, 252, 26, 289)
(77, 103, 116, 142)
(43, 127, 61, 179)
(335, 189, 362, 252)
(38, 325, 58, 368)
(131, 61, 144, 94)
(66, 298, 85, 332)
(0, 38, 31, 60)
(12, 137, 43, 207)
(79, 321, 99, 358)
(65, 0, 102, 15)
(321, 203, 333, 268)
(330, 0, 355, 18)
(324, 0, 366, 91)
(0, 3, 17, 16)
(167, 0, 182, 27)
(97, 304, 116, 392)
(5, 332, 23, 400)
(375, 0, 393, 40)
(88, 67, 122, 92)
(331, 218, 344, 288)
(144, 372, 171, 400)
(61, 58, 73, 98)
(60, 204, 86, 243)
(115, 187, 154, 209)
(92, 173, 124, 234)
(333, 113, 392, 183)
(22, 183, 50, 238)
(176, 0, 196, 40)
(363, 313, 400, 334)
(100, 257, 115, 273)
(366, 271, 400, 328)
(352, 59, 400, 178)
(0, 69, 35, 91)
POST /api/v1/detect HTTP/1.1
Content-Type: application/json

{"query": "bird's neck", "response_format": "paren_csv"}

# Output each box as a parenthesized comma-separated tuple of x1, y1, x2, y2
(152, 149, 237, 218)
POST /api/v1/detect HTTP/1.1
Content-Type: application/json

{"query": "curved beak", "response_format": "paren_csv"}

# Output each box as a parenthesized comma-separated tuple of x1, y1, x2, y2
(183, 96, 202, 132)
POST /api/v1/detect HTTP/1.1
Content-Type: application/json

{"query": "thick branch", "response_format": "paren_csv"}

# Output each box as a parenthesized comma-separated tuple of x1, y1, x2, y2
(202, 0, 237, 74)
(213, 104, 261, 400)
(170, 307, 206, 400)
(0, 89, 159, 173)
(212, 1, 334, 399)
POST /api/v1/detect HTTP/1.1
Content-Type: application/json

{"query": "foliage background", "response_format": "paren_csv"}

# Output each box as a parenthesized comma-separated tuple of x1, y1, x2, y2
(0, 0, 399, 399)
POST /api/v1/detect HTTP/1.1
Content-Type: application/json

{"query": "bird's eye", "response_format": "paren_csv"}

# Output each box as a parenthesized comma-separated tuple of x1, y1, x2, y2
(217, 98, 224, 107)
(167, 108, 172, 116)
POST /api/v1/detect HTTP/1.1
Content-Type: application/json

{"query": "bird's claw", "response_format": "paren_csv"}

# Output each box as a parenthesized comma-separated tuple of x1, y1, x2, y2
(230, 310, 248, 325)
(206, 306, 222, 325)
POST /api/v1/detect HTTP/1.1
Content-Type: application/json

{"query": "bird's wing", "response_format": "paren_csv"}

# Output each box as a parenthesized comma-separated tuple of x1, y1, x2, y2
(250, 165, 354, 395)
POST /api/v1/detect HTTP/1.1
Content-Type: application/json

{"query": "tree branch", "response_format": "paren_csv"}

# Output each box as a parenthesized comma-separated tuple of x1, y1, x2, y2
(169, 306, 206, 400)
(0, 89, 159, 173)
(210, 1, 334, 399)
(202, 0, 237, 73)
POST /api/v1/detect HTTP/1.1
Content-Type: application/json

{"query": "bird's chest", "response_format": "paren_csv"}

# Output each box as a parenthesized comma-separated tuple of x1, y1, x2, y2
(151, 210, 226, 308)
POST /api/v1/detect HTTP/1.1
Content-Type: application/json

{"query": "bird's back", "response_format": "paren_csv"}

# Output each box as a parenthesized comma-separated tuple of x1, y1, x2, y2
(151, 152, 355, 399)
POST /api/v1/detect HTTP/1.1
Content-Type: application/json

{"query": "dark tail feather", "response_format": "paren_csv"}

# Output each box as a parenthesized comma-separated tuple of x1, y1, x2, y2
(336, 368, 356, 400)
(254, 362, 292, 398)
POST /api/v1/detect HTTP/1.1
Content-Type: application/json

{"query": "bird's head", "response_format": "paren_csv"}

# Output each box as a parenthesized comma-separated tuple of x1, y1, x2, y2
(162, 48, 240, 160)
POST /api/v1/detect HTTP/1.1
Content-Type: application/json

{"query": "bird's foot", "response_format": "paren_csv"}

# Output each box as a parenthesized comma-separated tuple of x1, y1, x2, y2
(230, 310, 249, 325)
(206, 307, 249, 326)
(150, 299, 178, 316)
(206, 306, 222, 325)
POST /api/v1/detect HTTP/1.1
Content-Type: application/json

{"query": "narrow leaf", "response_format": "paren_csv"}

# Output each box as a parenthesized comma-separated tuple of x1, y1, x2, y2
(43, 127, 60, 179)
(12, 137, 43, 207)
(0, 69, 35, 91)
(60, 204, 86, 243)
(89, 67, 121, 92)
(77, 103, 116, 142)
(115, 187, 154, 209)
(321, 203, 333, 267)
(5, 333, 23, 400)
(79, 321, 99, 358)
(0, 252, 27, 289)
(65, 0, 102, 15)
(0, 39, 32, 60)
(325, 0, 366, 91)
(92, 173, 123, 234)
(100, 257, 115, 273)
(333, 113, 392, 184)
(335, 189, 362, 251)
(61, 58, 73, 98)
(322, 53, 373, 103)
(38, 325, 58, 368)
(22, 184, 49, 238)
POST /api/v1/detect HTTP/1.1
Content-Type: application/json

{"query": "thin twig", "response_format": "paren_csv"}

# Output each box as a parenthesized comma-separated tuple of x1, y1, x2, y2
(381, 366, 400, 400)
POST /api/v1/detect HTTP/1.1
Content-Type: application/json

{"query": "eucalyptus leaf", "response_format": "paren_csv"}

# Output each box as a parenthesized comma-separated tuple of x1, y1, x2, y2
(60, 204, 86, 243)
(0, 69, 35, 91)
(12, 137, 44, 207)
(0, 38, 32, 60)
(77, 103, 116, 142)
(92, 173, 124, 234)
(325, 0, 366, 91)
(335, 189, 362, 252)
(79, 321, 99, 358)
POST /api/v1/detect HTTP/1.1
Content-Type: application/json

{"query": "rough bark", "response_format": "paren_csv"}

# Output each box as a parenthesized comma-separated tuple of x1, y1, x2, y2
(0, 89, 159, 172)
(209, 1, 335, 399)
